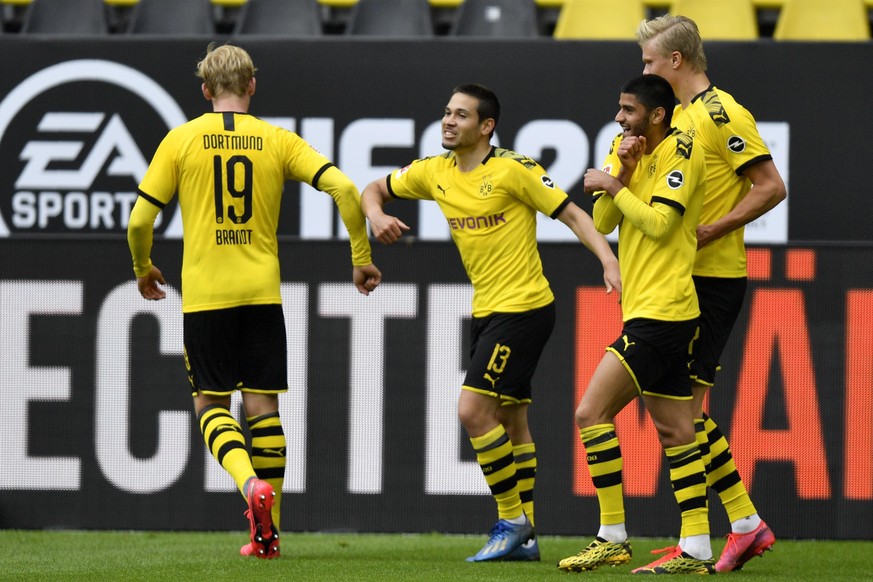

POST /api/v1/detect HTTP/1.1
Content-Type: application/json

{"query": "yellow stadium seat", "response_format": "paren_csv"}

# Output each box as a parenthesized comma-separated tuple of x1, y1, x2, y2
(773, 0, 870, 41)
(318, 0, 357, 7)
(553, 0, 645, 40)
(670, 0, 758, 40)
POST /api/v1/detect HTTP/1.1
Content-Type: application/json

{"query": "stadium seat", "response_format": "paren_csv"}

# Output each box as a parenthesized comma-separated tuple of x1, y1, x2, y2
(553, 0, 645, 40)
(669, 0, 758, 40)
(235, 0, 322, 36)
(450, 0, 539, 37)
(318, 0, 357, 6)
(773, 0, 871, 41)
(345, 0, 433, 37)
(21, 0, 108, 35)
(128, 0, 215, 35)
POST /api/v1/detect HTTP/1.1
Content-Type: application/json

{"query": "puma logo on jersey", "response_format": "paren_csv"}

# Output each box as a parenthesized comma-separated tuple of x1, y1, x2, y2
(622, 335, 636, 351)
(484, 373, 499, 388)
(436, 184, 450, 196)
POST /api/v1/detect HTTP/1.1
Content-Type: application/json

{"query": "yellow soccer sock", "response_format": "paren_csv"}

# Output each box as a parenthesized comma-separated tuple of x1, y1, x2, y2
(470, 425, 522, 520)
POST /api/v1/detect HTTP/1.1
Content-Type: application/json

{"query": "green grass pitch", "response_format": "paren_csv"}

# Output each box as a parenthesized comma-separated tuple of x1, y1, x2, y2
(2, 530, 869, 581)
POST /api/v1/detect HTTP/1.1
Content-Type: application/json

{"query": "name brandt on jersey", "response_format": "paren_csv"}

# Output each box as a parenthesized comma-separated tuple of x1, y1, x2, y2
(216, 228, 254, 245)
(447, 212, 507, 230)
(202, 134, 264, 150)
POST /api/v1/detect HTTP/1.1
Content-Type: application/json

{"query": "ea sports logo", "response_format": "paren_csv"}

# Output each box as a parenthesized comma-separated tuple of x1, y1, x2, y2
(0, 60, 186, 237)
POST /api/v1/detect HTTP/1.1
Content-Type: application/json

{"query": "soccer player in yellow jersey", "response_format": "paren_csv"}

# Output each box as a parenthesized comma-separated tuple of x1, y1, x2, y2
(361, 83, 621, 562)
(127, 44, 381, 558)
(636, 15, 787, 572)
(557, 74, 713, 575)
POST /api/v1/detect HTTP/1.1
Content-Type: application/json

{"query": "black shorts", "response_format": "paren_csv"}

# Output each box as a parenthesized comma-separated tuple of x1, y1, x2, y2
(463, 302, 556, 404)
(183, 304, 288, 397)
(689, 276, 747, 386)
(607, 317, 699, 399)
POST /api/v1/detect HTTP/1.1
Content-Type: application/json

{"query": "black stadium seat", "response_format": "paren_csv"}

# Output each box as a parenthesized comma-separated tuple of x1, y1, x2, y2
(21, 0, 108, 35)
(345, 0, 434, 37)
(450, 0, 539, 37)
(128, 0, 215, 35)
(235, 0, 323, 37)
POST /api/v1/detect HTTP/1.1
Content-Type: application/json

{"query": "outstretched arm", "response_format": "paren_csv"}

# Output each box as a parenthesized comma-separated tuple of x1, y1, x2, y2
(361, 176, 411, 245)
(317, 166, 381, 294)
(557, 202, 621, 295)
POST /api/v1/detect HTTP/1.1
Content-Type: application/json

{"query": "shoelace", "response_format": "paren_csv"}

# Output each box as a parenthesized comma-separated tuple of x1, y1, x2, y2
(488, 521, 514, 540)
(651, 545, 679, 557)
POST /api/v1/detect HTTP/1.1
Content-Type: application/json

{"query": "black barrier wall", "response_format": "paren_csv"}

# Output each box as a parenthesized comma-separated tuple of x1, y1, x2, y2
(1, 239, 871, 539)
(0, 38, 871, 242)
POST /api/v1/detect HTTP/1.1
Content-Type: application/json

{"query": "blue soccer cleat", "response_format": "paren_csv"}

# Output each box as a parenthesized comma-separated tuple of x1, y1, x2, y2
(503, 535, 541, 561)
(466, 516, 534, 562)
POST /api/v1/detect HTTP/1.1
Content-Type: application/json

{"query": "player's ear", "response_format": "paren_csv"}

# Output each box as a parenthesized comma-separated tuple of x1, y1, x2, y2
(201, 83, 212, 101)
(249, 77, 256, 97)
(651, 106, 666, 126)
(480, 117, 496, 136)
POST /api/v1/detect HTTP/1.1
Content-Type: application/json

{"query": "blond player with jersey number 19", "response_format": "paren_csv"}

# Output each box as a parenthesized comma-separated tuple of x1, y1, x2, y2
(127, 43, 381, 559)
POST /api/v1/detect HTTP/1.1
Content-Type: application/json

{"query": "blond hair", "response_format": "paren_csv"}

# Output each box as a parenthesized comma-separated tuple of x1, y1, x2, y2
(636, 15, 708, 73)
(195, 43, 257, 98)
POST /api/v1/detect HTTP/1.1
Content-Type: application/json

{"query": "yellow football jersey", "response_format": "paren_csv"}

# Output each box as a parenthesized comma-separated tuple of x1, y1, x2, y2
(593, 129, 706, 322)
(673, 86, 773, 278)
(136, 112, 370, 312)
(387, 147, 569, 317)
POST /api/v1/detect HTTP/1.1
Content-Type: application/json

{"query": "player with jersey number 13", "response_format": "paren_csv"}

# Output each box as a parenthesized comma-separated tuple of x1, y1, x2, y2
(362, 83, 620, 563)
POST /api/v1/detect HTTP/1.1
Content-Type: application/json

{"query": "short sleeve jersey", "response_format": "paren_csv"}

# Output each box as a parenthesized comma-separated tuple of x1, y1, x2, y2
(387, 147, 569, 317)
(594, 129, 706, 322)
(673, 86, 773, 278)
(138, 112, 334, 312)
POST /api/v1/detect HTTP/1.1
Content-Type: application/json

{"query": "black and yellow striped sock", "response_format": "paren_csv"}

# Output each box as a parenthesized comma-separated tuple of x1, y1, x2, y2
(198, 404, 254, 496)
(694, 418, 711, 471)
(580, 423, 624, 526)
(703, 413, 756, 523)
(666, 442, 709, 537)
(512, 442, 537, 527)
(470, 425, 522, 520)
(682, 418, 710, 538)
(248, 411, 286, 530)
